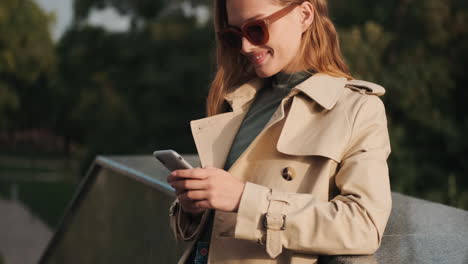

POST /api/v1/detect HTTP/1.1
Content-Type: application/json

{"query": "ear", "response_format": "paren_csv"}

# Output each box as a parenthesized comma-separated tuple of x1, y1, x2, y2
(298, 1, 314, 33)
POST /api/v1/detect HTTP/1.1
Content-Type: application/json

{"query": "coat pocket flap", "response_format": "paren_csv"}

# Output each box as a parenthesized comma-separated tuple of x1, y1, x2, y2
(276, 132, 346, 163)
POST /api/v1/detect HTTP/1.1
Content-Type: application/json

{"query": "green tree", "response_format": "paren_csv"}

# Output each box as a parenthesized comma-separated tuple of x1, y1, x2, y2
(0, 0, 56, 138)
(330, 0, 468, 208)
(57, 0, 212, 172)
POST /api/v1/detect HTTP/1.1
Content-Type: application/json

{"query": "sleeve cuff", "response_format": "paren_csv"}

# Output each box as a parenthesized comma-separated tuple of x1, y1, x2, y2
(234, 182, 271, 242)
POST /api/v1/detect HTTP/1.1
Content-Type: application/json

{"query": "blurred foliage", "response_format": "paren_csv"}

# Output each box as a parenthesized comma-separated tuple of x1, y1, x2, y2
(0, 0, 56, 132)
(0, 0, 467, 209)
(0, 181, 76, 228)
(73, 0, 168, 22)
(331, 0, 468, 208)
(55, 1, 212, 172)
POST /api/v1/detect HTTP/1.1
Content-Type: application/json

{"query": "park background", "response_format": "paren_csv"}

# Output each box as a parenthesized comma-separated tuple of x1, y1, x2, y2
(0, 0, 467, 262)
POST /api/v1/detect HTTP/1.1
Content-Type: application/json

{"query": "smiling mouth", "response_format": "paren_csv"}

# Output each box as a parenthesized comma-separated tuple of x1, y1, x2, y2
(249, 51, 270, 66)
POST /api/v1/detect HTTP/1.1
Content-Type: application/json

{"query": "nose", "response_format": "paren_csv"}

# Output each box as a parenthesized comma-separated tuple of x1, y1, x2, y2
(240, 37, 256, 54)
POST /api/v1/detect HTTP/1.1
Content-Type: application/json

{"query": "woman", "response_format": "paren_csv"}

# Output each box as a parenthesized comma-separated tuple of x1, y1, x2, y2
(166, 0, 392, 263)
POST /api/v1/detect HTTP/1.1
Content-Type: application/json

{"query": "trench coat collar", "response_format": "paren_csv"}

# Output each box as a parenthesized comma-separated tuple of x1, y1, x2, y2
(224, 78, 265, 112)
(191, 74, 348, 168)
(190, 78, 265, 168)
(293, 74, 347, 110)
(224, 73, 347, 111)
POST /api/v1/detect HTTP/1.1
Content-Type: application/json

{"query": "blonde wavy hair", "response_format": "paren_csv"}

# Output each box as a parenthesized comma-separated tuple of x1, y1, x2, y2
(207, 0, 352, 116)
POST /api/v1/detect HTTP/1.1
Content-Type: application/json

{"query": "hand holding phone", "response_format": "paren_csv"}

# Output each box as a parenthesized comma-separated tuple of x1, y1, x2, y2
(155, 150, 206, 215)
(153, 149, 193, 171)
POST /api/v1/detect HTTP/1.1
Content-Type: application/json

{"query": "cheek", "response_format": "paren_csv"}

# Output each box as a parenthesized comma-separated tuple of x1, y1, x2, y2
(270, 28, 302, 63)
(252, 22, 303, 77)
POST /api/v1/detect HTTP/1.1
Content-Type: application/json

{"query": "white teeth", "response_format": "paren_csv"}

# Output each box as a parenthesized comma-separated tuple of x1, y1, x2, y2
(251, 53, 267, 64)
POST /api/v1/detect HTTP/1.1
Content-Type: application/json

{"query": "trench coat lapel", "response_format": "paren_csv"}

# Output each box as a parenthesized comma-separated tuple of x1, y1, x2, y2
(293, 74, 347, 109)
(190, 111, 245, 168)
(190, 78, 264, 168)
(275, 74, 348, 162)
(190, 74, 349, 167)
(265, 73, 348, 128)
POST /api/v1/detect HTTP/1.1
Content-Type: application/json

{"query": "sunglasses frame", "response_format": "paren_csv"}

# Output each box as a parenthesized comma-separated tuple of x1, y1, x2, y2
(218, 1, 304, 49)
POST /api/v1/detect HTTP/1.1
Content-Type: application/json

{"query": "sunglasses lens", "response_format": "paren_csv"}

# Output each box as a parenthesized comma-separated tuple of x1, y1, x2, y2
(220, 31, 242, 49)
(246, 24, 266, 45)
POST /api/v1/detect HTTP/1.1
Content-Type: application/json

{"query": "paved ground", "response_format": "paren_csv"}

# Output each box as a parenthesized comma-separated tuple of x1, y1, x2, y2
(0, 198, 52, 264)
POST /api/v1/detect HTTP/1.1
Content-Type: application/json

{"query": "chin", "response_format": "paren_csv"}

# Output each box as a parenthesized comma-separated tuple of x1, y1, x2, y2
(254, 66, 279, 78)
(255, 71, 271, 78)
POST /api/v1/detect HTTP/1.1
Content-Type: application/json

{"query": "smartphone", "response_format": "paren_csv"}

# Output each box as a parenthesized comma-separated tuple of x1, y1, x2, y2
(153, 149, 193, 171)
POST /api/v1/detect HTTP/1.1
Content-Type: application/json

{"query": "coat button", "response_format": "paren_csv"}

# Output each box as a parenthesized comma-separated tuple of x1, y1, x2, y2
(281, 167, 295, 181)
(200, 247, 208, 256)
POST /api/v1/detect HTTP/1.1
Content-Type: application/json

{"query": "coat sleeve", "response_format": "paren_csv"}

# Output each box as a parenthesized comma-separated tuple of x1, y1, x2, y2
(169, 198, 210, 241)
(233, 95, 392, 257)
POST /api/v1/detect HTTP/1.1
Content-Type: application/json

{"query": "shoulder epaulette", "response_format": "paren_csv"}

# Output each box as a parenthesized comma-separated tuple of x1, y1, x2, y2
(345, 79, 386, 96)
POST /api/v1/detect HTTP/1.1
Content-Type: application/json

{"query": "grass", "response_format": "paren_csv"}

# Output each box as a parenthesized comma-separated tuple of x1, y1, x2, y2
(0, 154, 80, 229)
(20, 181, 77, 228)
(1, 180, 78, 228)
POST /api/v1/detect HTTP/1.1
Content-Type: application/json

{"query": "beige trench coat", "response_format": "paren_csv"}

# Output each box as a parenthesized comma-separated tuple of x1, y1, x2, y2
(169, 74, 392, 264)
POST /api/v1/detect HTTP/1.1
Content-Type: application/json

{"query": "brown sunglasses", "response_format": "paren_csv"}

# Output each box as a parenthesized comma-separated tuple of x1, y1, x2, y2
(218, 1, 304, 50)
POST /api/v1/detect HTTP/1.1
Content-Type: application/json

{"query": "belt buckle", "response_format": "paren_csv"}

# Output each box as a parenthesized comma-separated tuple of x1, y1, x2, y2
(263, 213, 286, 230)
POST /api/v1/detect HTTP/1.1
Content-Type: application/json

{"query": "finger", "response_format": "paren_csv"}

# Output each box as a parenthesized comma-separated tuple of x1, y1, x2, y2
(172, 168, 209, 180)
(167, 174, 183, 183)
(194, 200, 212, 209)
(182, 206, 204, 215)
(167, 172, 187, 183)
(178, 199, 201, 212)
(177, 194, 191, 202)
(171, 179, 207, 191)
(181, 190, 208, 201)
(175, 188, 186, 196)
